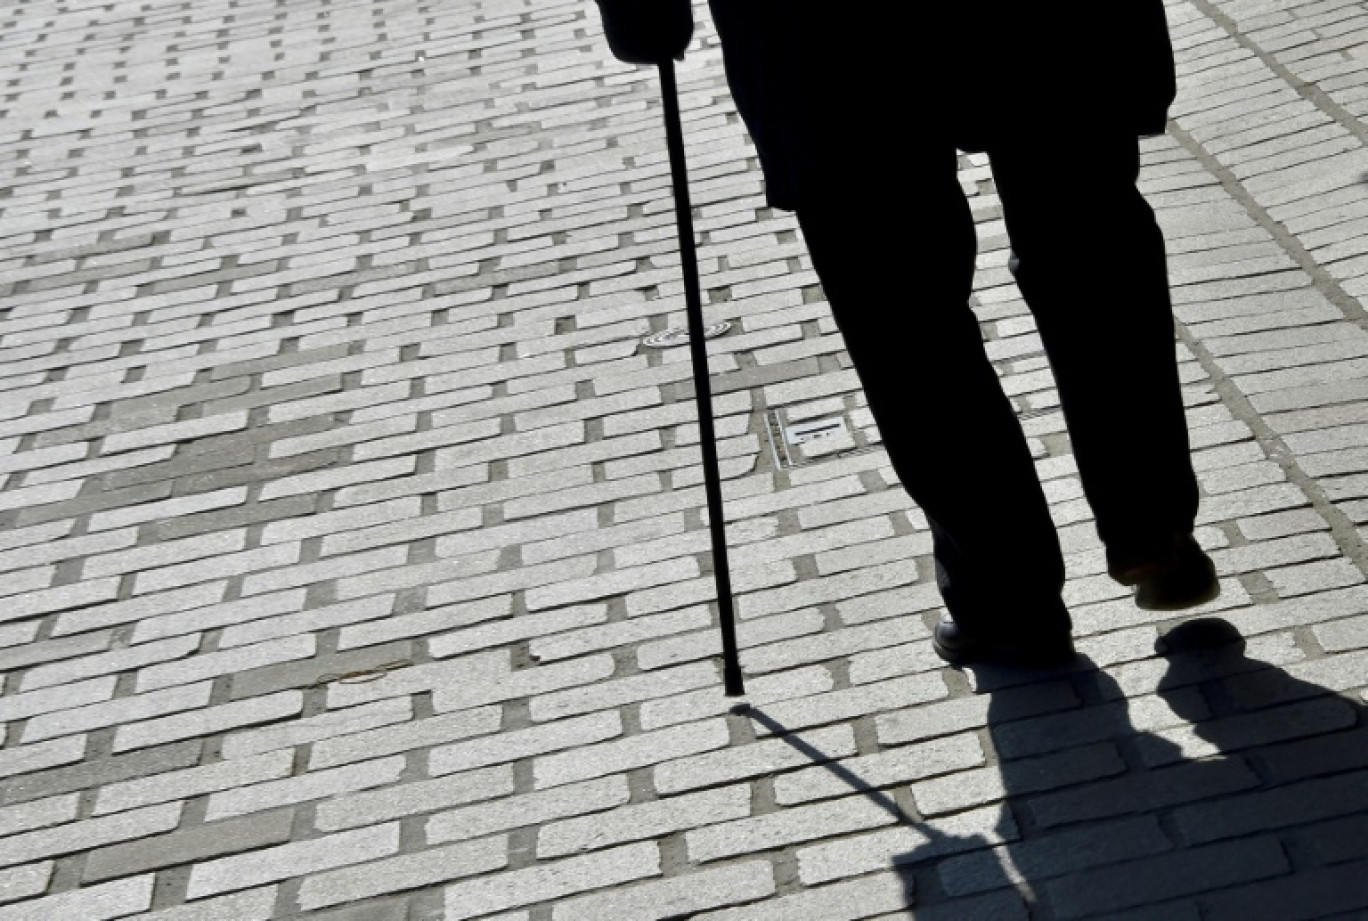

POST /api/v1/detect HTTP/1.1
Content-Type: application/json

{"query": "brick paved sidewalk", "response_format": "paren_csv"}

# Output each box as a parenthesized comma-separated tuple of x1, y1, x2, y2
(2, 0, 1367, 917)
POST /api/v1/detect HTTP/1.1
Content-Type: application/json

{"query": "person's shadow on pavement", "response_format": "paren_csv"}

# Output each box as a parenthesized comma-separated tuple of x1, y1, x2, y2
(893, 617, 1368, 918)
(748, 617, 1368, 918)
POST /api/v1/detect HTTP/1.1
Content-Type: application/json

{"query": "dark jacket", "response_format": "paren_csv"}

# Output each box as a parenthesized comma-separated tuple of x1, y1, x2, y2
(706, 1, 1178, 210)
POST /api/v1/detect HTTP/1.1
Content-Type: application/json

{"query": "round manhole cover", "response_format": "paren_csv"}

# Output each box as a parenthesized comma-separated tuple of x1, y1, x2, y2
(641, 321, 732, 349)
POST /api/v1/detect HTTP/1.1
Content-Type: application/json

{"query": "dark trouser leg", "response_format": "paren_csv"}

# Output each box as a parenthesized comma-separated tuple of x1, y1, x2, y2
(795, 148, 1069, 638)
(989, 132, 1199, 565)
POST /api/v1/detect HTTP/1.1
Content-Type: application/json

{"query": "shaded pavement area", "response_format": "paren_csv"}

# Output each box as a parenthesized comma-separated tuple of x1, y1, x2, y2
(2, 0, 1368, 917)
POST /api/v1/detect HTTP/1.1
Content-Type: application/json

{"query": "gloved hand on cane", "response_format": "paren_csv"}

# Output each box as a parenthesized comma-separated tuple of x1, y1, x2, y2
(595, 0, 693, 64)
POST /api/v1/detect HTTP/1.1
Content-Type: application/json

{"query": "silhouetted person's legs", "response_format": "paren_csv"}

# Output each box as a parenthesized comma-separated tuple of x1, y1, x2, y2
(989, 131, 1200, 568)
(796, 147, 1070, 645)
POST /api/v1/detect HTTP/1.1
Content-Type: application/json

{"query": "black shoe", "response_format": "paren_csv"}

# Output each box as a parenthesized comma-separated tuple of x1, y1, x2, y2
(1109, 534, 1219, 611)
(931, 615, 1076, 668)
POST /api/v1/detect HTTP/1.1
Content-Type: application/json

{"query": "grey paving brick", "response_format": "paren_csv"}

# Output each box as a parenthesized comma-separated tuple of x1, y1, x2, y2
(442, 842, 660, 921)
(687, 794, 898, 863)
(691, 872, 905, 921)
(536, 718, 731, 789)
(541, 785, 752, 858)
(121, 887, 278, 921)
(84, 810, 295, 882)
(127, 589, 306, 645)
(426, 775, 629, 846)
(21, 681, 211, 744)
(112, 689, 303, 752)
(222, 697, 412, 760)
(430, 654, 616, 714)
(0, 674, 117, 724)
(0, 792, 78, 843)
(430, 711, 622, 777)
(325, 650, 510, 710)
(1046, 837, 1290, 919)
(795, 805, 1013, 885)
(298, 836, 507, 911)
(135, 542, 302, 596)
(218, 595, 393, 649)
(0, 803, 180, 868)
(185, 823, 401, 900)
(553, 861, 776, 921)
(315, 764, 513, 833)
(309, 706, 501, 771)
(639, 664, 837, 731)
(776, 733, 987, 806)
(94, 750, 295, 816)
(0, 862, 52, 906)
(939, 815, 1172, 897)
(135, 635, 315, 693)
(0, 875, 153, 921)
(204, 755, 404, 821)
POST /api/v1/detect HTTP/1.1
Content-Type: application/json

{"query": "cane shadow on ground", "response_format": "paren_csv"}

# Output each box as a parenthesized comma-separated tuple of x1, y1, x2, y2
(743, 618, 1368, 918)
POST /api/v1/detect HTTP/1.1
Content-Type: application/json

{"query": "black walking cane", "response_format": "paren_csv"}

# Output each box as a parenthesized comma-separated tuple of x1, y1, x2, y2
(656, 58, 745, 697)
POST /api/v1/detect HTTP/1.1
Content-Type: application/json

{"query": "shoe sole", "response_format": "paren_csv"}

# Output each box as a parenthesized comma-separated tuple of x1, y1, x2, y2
(931, 633, 1076, 668)
(1134, 576, 1220, 612)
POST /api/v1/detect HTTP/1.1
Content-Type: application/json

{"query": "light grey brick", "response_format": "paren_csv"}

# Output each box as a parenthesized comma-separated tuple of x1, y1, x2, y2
(135, 635, 315, 692)
(0, 675, 117, 724)
(309, 706, 501, 771)
(241, 545, 406, 597)
(426, 775, 629, 846)
(94, 750, 295, 816)
(430, 654, 615, 714)
(21, 635, 200, 692)
(426, 605, 609, 660)
(540, 785, 751, 858)
(84, 530, 245, 580)
(135, 542, 301, 596)
(692, 872, 907, 921)
(442, 842, 660, 921)
(118, 887, 277, 920)
(83, 811, 296, 883)
(553, 861, 776, 921)
(222, 697, 412, 760)
(102, 412, 248, 454)
(0, 803, 180, 868)
(205, 755, 405, 821)
(0, 874, 153, 921)
(776, 733, 987, 806)
(0, 862, 52, 905)
(1, 577, 121, 626)
(112, 689, 302, 752)
(87, 487, 248, 532)
(535, 719, 731, 789)
(0, 794, 80, 837)
(297, 836, 507, 911)
(60, 582, 230, 638)
(22, 681, 212, 744)
(259, 497, 421, 546)
(529, 661, 718, 722)
(688, 793, 899, 863)
(640, 664, 836, 730)
(430, 711, 623, 777)
(218, 595, 393, 649)
(315, 765, 514, 832)
(529, 606, 709, 663)
(259, 456, 416, 501)
(796, 805, 1014, 885)
(184, 824, 400, 899)
(0, 528, 137, 573)
(0, 736, 87, 782)
(326, 650, 510, 710)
